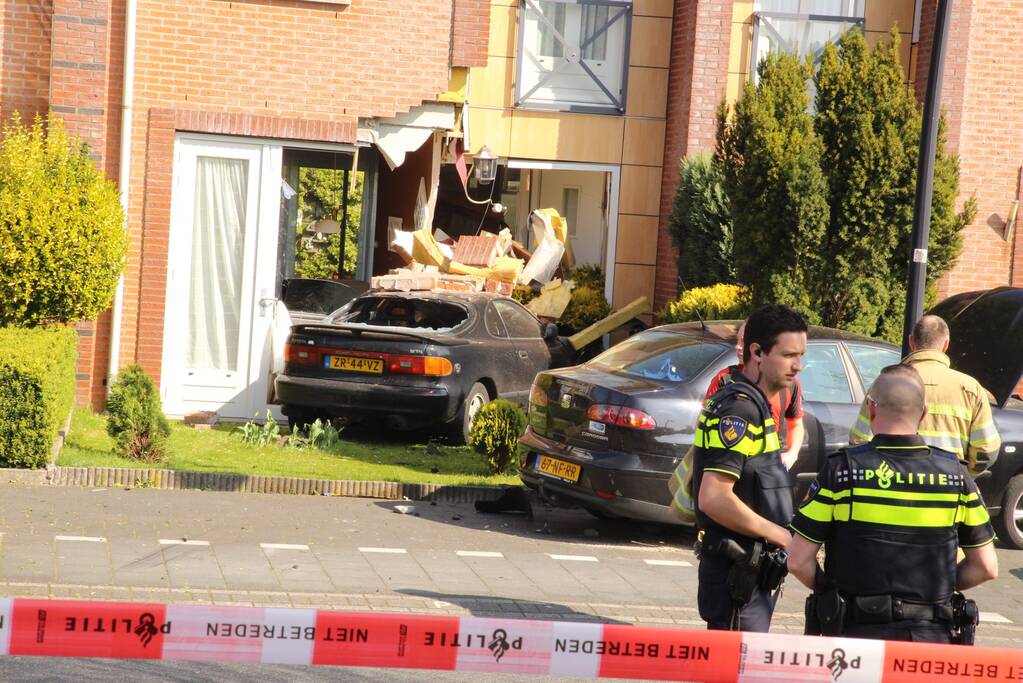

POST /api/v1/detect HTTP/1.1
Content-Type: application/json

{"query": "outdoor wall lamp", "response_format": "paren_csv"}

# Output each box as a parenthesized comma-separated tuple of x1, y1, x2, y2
(474, 145, 498, 184)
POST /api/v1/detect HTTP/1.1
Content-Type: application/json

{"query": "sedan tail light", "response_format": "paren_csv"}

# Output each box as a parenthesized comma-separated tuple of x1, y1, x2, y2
(586, 404, 656, 430)
(388, 355, 453, 377)
(529, 382, 549, 408)
(284, 342, 318, 366)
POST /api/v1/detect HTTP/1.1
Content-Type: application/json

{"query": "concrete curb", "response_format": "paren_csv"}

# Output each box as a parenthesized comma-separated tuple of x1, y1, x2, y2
(0, 466, 509, 503)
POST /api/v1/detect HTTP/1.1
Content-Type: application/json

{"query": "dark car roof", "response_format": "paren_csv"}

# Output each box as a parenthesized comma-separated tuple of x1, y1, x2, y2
(929, 286, 1023, 408)
(655, 320, 888, 346)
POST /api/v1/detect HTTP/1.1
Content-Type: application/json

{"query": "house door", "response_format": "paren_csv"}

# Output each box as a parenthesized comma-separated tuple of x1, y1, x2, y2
(162, 138, 282, 419)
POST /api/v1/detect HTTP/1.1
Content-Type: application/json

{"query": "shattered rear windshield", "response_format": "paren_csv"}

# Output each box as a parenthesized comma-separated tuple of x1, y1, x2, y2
(330, 296, 470, 332)
(590, 330, 728, 382)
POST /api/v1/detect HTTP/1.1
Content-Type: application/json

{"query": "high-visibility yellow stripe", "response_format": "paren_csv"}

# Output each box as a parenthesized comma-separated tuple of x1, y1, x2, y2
(926, 403, 973, 420)
(799, 499, 833, 522)
(746, 423, 764, 435)
(962, 504, 991, 526)
(847, 502, 958, 527)
(970, 422, 999, 443)
(959, 492, 980, 503)
(704, 467, 740, 479)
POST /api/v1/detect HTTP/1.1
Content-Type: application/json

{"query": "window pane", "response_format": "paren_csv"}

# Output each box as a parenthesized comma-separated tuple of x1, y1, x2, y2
(537, 2, 566, 58)
(846, 344, 900, 392)
(591, 330, 728, 383)
(801, 344, 853, 403)
(755, 0, 864, 15)
(581, 5, 609, 61)
(495, 301, 542, 338)
(485, 304, 508, 338)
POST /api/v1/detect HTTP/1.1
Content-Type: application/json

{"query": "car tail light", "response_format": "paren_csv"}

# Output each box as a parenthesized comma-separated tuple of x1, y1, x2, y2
(586, 404, 656, 430)
(387, 355, 452, 376)
(284, 342, 318, 366)
(529, 383, 549, 408)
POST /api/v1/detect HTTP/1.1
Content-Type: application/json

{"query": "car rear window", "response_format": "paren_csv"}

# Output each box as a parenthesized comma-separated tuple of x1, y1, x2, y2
(330, 296, 469, 331)
(590, 330, 728, 382)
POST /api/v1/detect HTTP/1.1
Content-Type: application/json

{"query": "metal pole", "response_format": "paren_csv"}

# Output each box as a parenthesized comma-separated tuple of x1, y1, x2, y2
(902, 0, 954, 356)
(339, 168, 349, 279)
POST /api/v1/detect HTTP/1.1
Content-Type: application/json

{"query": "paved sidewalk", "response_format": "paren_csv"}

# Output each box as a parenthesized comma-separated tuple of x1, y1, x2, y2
(1, 483, 1021, 648)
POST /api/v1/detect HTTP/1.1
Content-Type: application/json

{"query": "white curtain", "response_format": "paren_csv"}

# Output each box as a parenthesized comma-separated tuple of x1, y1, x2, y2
(187, 156, 249, 372)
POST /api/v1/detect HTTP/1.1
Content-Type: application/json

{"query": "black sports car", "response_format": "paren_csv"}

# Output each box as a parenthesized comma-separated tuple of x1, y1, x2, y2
(520, 289, 1023, 547)
(275, 290, 566, 440)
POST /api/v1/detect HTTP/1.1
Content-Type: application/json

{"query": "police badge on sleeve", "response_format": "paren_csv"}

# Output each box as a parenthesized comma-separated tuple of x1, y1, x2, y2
(719, 416, 747, 447)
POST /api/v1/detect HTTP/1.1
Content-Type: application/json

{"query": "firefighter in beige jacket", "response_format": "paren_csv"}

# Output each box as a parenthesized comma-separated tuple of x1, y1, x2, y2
(850, 315, 1001, 476)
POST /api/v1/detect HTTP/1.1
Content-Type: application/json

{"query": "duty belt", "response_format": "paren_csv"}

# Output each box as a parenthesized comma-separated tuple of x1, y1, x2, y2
(847, 595, 954, 625)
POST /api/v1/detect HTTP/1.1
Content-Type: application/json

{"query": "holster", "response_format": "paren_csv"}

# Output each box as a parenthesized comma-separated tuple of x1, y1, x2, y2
(724, 540, 761, 607)
(806, 567, 845, 637)
(951, 592, 979, 646)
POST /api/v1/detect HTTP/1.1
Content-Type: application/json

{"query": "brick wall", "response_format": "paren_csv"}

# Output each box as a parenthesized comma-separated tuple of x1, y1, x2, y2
(451, 0, 490, 67)
(0, 0, 53, 120)
(97, 0, 456, 402)
(916, 0, 1022, 296)
(654, 0, 733, 310)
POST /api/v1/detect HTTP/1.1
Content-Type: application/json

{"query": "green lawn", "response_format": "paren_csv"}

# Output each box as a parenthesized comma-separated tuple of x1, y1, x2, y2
(58, 409, 517, 486)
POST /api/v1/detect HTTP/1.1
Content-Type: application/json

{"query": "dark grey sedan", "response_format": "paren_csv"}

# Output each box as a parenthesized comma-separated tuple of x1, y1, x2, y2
(276, 290, 565, 440)
(520, 314, 1023, 547)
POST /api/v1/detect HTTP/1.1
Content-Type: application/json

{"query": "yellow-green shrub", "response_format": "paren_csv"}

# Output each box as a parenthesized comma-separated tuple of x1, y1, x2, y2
(468, 399, 527, 474)
(0, 326, 77, 467)
(0, 114, 127, 326)
(659, 284, 752, 324)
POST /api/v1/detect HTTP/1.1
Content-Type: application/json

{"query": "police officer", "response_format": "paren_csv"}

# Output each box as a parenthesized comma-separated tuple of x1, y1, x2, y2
(692, 304, 807, 631)
(789, 364, 999, 643)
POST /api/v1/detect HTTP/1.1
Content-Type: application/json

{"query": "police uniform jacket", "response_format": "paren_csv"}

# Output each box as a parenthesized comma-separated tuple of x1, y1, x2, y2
(692, 380, 794, 544)
(790, 434, 995, 603)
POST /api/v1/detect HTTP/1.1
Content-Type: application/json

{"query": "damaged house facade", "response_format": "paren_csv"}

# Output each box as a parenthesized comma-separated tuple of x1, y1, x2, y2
(2, 0, 1020, 421)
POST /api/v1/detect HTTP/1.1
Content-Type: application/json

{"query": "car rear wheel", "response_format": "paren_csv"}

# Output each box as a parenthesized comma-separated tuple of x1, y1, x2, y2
(996, 474, 1023, 550)
(458, 382, 490, 443)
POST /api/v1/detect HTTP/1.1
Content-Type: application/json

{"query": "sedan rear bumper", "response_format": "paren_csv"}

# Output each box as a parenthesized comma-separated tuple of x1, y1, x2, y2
(518, 428, 682, 526)
(275, 374, 455, 421)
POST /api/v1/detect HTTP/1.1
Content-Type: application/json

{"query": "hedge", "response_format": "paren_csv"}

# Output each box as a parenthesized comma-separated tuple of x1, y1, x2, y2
(0, 326, 77, 467)
(658, 284, 752, 324)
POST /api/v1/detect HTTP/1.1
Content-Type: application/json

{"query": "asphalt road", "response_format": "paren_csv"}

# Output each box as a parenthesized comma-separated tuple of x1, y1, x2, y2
(0, 482, 1022, 679)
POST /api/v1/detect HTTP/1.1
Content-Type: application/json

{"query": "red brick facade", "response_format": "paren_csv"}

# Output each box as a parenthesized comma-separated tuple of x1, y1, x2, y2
(916, 0, 1023, 294)
(451, 0, 491, 68)
(654, 0, 733, 309)
(0, 0, 53, 121)
(2, 0, 461, 408)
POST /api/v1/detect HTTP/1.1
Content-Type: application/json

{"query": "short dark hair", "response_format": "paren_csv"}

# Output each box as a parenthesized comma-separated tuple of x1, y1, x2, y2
(743, 304, 808, 363)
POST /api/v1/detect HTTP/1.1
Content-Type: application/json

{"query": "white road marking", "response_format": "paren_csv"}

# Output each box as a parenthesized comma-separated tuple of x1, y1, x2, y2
(981, 612, 1012, 624)
(260, 543, 310, 551)
(547, 554, 599, 562)
(55, 535, 106, 543)
(456, 551, 504, 558)
(359, 547, 407, 554)
(160, 539, 210, 546)
(644, 559, 693, 567)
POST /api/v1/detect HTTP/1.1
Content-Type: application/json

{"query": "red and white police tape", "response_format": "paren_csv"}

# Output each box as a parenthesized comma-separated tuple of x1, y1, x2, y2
(0, 597, 1020, 681)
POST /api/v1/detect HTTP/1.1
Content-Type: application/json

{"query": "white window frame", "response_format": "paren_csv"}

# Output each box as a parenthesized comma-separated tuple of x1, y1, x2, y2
(515, 0, 633, 114)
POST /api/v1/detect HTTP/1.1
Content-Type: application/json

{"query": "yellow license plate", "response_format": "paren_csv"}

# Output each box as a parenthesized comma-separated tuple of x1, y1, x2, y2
(536, 455, 581, 483)
(326, 355, 383, 373)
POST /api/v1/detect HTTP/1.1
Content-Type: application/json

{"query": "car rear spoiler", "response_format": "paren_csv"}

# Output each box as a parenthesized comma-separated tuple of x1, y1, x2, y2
(293, 323, 471, 347)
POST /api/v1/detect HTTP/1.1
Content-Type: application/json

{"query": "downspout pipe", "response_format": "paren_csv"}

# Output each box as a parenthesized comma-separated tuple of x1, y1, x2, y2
(108, 0, 138, 392)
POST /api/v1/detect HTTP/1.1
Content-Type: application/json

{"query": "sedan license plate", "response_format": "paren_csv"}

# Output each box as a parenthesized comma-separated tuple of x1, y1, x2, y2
(326, 355, 383, 374)
(535, 455, 581, 483)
